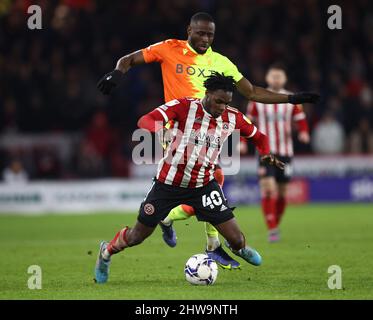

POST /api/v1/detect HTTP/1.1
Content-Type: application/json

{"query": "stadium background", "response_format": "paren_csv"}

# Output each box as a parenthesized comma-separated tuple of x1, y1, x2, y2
(0, 0, 373, 301)
(1, 0, 373, 211)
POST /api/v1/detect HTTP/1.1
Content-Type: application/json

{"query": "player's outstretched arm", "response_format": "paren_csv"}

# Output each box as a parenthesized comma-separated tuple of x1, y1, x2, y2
(115, 50, 145, 73)
(237, 77, 320, 104)
(97, 50, 145, 95)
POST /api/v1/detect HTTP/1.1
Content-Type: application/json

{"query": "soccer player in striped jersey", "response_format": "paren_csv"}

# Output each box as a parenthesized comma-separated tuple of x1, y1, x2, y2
(97, 12, 319, 269)
(243, 64, 310, 242)
(94, 72, 285, 283)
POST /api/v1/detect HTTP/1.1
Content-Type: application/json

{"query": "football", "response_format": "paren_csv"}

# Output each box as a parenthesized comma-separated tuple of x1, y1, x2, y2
(184, 254, 218, 285)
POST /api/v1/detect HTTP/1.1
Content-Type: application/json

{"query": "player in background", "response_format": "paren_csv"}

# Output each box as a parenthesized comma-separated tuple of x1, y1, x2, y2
(97, 12, 319, 269)
(241, 64, 310, 242)
(94, 73, 285, 283)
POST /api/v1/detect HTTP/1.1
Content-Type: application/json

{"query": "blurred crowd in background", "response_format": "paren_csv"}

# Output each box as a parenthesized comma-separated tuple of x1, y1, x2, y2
(0, 0, 372, 180)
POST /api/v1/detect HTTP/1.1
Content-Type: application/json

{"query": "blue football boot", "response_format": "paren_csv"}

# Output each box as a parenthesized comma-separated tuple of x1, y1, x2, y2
(224, 240, 262, 266)
(159, 222, 177, 247)
(94, 241, 111, 284)
(206, 245, 241, 270)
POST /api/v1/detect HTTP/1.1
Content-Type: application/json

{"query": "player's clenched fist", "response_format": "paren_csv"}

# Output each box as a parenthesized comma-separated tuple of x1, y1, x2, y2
(97, 69, 124, 95)
(260, 154, 285, 170)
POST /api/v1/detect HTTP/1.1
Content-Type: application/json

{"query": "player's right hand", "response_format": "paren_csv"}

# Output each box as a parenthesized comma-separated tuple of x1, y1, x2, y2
(97, 69, 123, 95)
(260, 154, 285, 170)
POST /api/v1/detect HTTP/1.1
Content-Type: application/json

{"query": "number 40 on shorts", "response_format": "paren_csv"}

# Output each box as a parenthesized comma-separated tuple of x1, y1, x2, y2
(202, 191, 223, 209)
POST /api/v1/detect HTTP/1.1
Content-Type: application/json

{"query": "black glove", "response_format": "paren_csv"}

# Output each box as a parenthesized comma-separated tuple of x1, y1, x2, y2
(97, 69, 123, 95)
(260, 154, 285, 170)
(288, 92, 320, 104)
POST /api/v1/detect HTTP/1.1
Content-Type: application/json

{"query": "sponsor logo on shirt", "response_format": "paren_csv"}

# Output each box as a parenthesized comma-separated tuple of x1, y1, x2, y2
(176, 64, 214, 77)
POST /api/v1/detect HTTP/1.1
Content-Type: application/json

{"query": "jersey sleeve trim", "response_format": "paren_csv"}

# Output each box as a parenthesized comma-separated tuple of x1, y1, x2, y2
(156, 107, 169, 123)
(141, 48, 153, 63)
(247, 126, 257, 138)
(142, 40, 171, 63)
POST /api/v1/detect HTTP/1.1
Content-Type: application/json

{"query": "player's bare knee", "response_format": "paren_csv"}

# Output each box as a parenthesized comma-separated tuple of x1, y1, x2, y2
(260, 178, 276, 198)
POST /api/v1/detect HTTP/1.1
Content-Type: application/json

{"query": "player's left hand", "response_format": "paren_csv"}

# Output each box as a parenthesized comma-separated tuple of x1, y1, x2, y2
(260, 154, 285, 170)
(288, 92, 320, 104)
(97, 69, 123, 95)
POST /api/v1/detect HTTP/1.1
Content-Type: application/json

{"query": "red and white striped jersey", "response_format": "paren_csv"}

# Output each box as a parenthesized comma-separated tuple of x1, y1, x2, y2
(247, 89, 307, 157)
(154, 98, 258, 188)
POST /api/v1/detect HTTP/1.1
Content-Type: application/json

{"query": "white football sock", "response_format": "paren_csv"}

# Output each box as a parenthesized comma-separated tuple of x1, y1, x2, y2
(161, 218, 172, 226)
(206, 236, 220, 251)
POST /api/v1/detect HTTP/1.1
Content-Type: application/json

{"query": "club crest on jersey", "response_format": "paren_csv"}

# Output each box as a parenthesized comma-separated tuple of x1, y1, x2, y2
(223, 123, 229, 130)
(144, 203, 155, 215)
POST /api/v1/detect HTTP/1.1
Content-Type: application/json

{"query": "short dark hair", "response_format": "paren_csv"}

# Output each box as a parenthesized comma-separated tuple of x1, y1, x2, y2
(268, 62, 287, 73)
(190, 12, 214, 24)
(203, 72, 236, 93)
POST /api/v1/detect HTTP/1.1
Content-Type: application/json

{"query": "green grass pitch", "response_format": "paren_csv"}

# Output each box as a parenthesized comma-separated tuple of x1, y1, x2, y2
(0, 204, 372, 300)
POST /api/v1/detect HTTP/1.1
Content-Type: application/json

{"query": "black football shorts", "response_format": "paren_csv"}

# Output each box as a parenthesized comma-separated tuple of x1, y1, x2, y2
(137, 178, 234, 227)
